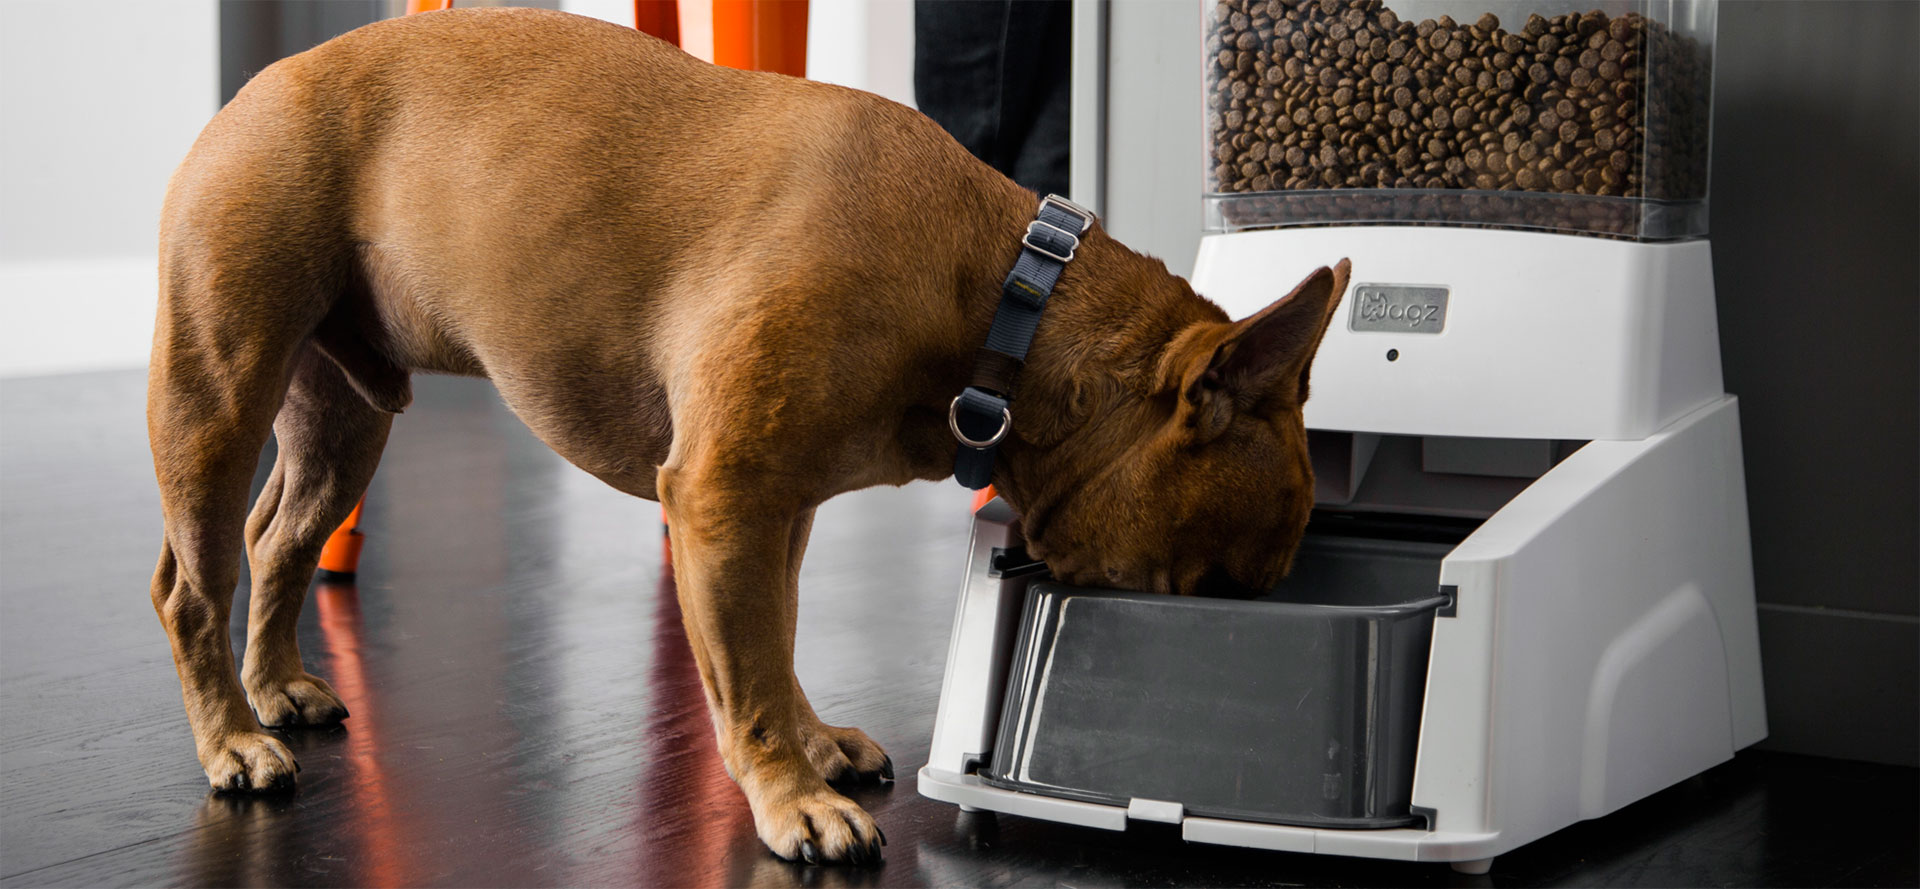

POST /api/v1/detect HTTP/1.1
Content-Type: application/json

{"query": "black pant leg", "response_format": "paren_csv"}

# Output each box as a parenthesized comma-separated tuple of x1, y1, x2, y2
(1001, 0, 1071, 198)
(913, 0, 1071, 197)
(913, 1, 1010, 167)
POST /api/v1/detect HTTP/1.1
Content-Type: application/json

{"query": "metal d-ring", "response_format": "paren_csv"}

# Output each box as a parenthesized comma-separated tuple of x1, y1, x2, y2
(949, 395, 1012, 449)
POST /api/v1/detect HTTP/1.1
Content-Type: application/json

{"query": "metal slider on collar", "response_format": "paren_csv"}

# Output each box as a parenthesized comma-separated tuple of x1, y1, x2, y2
(1022, 219, 1080, 263)
(1021, 195, 1094, 262)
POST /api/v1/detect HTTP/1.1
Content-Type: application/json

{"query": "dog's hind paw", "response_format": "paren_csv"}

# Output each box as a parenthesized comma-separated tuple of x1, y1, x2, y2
(246, 672, 349, 727)
(800, 719, 892, 785)
(202, 731, 298, 794)
(755, 785, 886, 866)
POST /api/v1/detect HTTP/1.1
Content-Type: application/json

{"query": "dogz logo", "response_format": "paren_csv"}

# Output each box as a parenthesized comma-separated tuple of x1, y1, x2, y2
(1348, 284, 1448, 334)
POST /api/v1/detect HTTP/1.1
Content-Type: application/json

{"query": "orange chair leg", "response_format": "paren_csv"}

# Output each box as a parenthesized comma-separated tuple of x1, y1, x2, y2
(318, 499, 367, 581)
(711, 0, 808, 76)
(404, 0, 451, 13)
(634, 0, 680, 43)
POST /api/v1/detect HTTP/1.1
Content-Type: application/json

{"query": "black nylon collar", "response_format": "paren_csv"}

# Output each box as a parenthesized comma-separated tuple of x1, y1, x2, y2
(949, 194, 1095, 490)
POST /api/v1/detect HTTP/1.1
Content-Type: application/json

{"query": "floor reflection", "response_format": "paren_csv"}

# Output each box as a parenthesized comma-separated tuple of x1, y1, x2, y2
(183, 793, 301, 887)
(908, 809, 1004, 888)
(311, 580, 412, 887)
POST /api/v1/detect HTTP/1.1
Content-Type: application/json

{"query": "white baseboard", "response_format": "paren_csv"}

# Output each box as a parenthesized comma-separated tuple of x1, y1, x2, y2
(0, 256, 156, 378)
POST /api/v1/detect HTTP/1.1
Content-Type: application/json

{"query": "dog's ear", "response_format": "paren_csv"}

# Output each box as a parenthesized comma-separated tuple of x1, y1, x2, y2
(1182, 260, 1349, 442)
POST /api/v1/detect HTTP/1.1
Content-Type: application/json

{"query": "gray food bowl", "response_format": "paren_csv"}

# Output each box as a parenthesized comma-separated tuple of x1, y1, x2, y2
(981, 535, 1451, 829)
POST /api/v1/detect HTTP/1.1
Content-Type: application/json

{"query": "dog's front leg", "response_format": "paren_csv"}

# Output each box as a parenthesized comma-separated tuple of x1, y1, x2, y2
(660, 477, 884, 865)
(778, 508, 893, 786)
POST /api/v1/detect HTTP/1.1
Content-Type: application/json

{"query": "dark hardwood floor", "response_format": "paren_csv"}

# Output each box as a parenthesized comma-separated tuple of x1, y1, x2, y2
(2, 370, 1914, 888)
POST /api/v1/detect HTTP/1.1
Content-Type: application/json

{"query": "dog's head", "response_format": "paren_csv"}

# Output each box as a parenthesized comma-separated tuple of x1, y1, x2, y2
(1018, 260, 1348, 597)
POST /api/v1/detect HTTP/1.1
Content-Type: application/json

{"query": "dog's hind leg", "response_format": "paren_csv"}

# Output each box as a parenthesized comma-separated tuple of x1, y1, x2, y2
(148, 274, 317, 793)
(241, 344, 395, 727)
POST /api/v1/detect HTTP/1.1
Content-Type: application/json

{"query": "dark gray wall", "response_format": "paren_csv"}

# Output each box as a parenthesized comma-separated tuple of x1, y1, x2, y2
(1710, 0, 1918, 766)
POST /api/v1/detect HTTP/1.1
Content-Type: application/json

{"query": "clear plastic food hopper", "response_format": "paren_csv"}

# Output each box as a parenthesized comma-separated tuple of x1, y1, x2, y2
(918, 0, 1764, 874)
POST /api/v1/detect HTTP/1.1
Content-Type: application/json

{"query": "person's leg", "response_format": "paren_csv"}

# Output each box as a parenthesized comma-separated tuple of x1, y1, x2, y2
(914, 0, 1071, 196)
(913, 0, 1009, 166)
(1005, 0, 1072, 198)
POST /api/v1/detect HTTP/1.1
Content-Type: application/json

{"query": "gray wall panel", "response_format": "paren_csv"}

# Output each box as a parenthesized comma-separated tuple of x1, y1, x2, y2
(1757, 605, 1919, 767)
(220, 1, 385, 106)
(1101, 0, 1204, 279)
(1709, 1, 1919, 618)
(219, 0, 562, 106)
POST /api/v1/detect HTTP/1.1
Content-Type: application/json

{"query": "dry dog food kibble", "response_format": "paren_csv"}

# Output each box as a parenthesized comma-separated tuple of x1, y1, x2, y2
(1205, 0, 1711, 237)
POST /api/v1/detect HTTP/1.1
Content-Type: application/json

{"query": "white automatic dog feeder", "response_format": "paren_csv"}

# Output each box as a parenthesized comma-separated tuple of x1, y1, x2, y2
(920, 0, 1763, 874)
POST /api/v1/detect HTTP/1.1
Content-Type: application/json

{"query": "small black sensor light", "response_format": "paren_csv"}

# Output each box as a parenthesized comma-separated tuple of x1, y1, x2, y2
(1386, 349, 1400, 362)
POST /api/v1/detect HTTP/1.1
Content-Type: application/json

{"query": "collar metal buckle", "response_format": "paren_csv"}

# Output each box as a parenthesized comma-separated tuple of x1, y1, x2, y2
(1020, 194, 1096, 263)
(1038, 194, 1095, 234)
(1022, 220, 1079, 263)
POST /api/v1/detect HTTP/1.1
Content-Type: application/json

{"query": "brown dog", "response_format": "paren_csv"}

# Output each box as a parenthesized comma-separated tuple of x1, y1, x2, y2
(148, 7, 1348, 865)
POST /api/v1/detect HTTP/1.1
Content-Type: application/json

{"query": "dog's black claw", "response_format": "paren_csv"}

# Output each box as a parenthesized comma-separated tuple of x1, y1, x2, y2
(877, 825, 888, 846)
(879, 755, 894, 782)
(330, 706, 350, 722)
(869, 838, 884, 863)
(799, 840, 818, 865)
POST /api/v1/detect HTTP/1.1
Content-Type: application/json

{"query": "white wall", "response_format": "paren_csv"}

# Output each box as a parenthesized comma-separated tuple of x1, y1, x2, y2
(557, 0, 632, 28)
(806, 0, 915, 110)
(0, 0, 219, 378)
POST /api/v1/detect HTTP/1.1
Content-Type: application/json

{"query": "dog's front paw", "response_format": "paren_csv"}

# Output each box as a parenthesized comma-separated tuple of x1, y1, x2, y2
(799, 718, 892, 785)
(245, 672, 349, 727)
(753, 783, 886, 866)
(201, 731, 298, 794)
